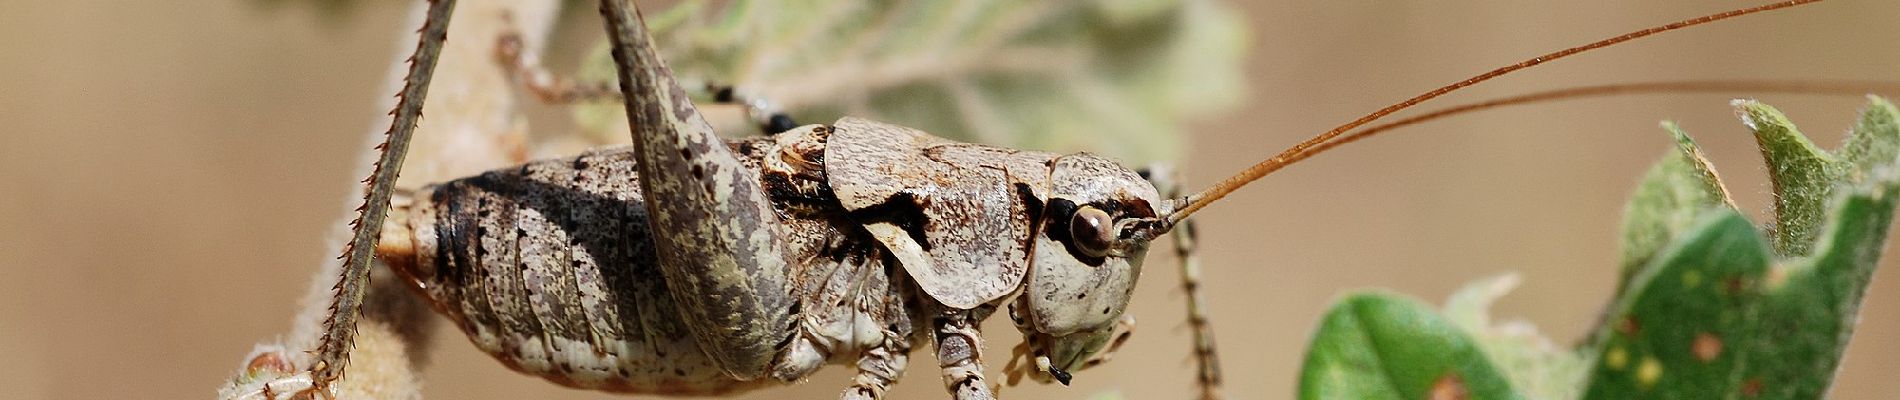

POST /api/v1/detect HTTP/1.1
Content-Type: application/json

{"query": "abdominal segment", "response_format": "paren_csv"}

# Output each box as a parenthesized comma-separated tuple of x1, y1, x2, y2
(388, 146, 759, 395)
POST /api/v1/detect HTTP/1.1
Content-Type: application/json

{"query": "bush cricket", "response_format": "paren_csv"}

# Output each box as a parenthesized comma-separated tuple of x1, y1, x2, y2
(218, 0, 1896, 399)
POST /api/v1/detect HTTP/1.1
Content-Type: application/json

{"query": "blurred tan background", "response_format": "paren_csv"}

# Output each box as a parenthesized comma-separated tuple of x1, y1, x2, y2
(4, 1, 1899, 399)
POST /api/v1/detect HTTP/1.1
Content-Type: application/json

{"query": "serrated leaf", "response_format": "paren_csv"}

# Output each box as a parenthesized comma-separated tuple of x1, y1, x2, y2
(1743, 180, 1899, 398)
(1584, 98, 1900, 399)
(575, 0, 1249, 164)
(1585, 182, 1899, 399)
(1841, 96, 1900, 179)
(1300, 292, 1523, 400)
(1616, 123, 1734, 292)
(1737, 100, 1851, 256)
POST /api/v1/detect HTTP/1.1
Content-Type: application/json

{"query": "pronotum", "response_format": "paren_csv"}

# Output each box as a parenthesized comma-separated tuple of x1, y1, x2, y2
(216, 0, 1883, 399)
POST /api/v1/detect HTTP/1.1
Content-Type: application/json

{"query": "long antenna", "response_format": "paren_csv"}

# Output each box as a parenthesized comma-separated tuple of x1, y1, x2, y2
(1287, 80, 1900, 168)
(1165, 0, 1824, 224)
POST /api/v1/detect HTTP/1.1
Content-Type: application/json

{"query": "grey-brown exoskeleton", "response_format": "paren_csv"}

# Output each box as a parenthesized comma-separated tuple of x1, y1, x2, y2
(366, 113, 1168, 399)
(224, 0, 1842, 399)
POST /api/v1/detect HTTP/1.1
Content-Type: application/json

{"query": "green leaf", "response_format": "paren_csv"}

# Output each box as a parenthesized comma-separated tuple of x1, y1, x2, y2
(1615, 123, 1734, 292)
(576, 0, 1249, 164)
(1737, 100, 1851, 256)
(1584, 182, 1900, 399)
(1444, 275, 1587, 400)
(1742, 181, 1899, 398)
(1297, 99, 1899, 399)
(1300, 292, 1522, 400)
(1584, 98, 1900, 399)
(1582, 210, 1775, 399)
(1841, 96, 1900, 180)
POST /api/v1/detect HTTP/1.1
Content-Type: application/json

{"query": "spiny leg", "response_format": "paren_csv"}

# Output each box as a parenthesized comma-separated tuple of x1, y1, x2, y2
(307, 0, 458, 394)
(596, 0, 796, 379)
(1146, 164, 1223, 400)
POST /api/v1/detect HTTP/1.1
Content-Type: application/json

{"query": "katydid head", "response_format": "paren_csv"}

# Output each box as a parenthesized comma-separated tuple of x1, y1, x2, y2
(1012, 153, 1170, 384)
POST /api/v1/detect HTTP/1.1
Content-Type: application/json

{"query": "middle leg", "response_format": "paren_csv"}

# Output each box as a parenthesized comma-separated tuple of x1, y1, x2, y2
(841, 330, 912, 400)
(934, 310, 998, 400)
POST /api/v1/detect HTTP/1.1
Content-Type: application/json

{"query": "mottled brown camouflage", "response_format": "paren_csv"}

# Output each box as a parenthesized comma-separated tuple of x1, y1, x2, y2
(379, 117, 1164, 398)
(387, 138, 920, 394)
(827, 117, 1064, 309)
(357, 1, 1170, 398)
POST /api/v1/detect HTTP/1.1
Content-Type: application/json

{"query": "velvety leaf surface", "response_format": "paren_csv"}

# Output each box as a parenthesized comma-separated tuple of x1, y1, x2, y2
(1737, 101, 1850, 256)
(1616, 123, 1733, 292)
(1443, 275, 1587, 400)
(1841, 97, 1900, 184)
(1583, 98, 1900, 399)
(1300, 292, 1522, 400)
(1583, 210, 1775, 399)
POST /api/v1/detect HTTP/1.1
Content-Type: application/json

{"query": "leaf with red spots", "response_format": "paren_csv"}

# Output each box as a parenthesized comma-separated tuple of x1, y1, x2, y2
(1298, 292, 1522, 400)
(1583, 98, 1900, 399)
(1582, 211, 1773, 398)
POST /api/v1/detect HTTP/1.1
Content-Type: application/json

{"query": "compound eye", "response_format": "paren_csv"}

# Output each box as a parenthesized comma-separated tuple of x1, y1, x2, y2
(1070, 206, 1115, 258)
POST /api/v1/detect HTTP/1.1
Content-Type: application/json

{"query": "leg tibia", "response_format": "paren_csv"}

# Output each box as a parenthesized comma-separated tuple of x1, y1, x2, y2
(934, 315, 997, 400)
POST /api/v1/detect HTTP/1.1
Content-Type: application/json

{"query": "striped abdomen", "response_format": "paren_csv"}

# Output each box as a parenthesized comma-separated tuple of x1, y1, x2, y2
(380, 145, 763, 395)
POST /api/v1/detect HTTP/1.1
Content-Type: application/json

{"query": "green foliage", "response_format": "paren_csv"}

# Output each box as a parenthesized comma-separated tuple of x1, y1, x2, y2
(1583, 211, 1775, 398)
(1443, 275, 1587, 400)
(1739, 101, 1853, 256)
(1584, 99, 1900, 399)
(1298, 98, 1900, 400)
(1301, 292, 1521, 400)
(1615, 124, 1732, 294)
(576, 0, 1250, 164)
